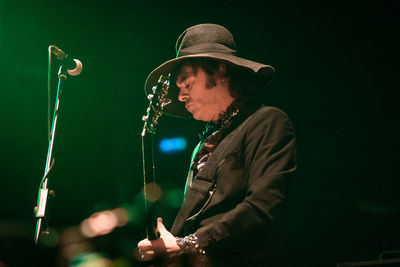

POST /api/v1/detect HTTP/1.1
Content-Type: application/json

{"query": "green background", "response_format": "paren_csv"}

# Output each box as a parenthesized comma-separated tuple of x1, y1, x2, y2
(0, 0, 398, 266)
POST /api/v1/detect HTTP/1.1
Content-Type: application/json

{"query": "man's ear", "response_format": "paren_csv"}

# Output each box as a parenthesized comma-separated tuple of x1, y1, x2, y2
(218, 62, 227, 75)
(217, 63, 228, 85)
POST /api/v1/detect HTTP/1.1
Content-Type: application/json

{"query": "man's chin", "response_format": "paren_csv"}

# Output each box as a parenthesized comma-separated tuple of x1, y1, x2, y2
(192, 113, 213, 122)
(191, 112, 204, 121)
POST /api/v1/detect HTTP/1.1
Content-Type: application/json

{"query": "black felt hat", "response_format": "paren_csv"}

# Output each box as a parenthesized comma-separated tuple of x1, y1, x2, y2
(145, 23, 275, 117)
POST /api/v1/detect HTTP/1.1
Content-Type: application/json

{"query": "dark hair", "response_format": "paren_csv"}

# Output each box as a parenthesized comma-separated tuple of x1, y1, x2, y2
(173, 58, 265, 104)
(174, 58, 225, 88)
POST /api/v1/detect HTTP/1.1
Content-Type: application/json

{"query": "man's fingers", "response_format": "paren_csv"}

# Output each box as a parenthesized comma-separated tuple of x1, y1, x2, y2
(142, 250, 155, 255)
(139, 238, 167, 252)
(137, 238, 152, 249)
(136, 248, 155, 262)
(157, 217, 167, 234)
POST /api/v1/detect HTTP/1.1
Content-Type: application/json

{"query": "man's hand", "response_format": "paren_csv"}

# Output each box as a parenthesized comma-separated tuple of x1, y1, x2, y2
(137, 217, 182, 261)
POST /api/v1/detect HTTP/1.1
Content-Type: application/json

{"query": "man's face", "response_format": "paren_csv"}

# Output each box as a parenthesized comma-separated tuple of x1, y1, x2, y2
(176, 65, 234, 122)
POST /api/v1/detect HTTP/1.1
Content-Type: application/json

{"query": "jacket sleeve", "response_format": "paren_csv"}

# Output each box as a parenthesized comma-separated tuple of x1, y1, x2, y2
(195, 107, 297, 252)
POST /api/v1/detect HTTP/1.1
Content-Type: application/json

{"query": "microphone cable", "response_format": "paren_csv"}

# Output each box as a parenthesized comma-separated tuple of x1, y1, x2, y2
(47, 45, 52, 142)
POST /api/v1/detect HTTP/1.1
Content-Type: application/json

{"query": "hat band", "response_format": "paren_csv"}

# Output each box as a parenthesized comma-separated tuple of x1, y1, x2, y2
(178, 43, 237, 57)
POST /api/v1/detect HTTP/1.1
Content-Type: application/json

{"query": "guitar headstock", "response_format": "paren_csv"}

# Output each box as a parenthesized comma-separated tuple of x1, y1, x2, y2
(141, 74, 171, 136)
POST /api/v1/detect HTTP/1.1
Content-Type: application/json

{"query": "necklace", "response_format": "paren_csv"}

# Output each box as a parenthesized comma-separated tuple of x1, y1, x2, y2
(198, 98, 244, 141)
(193, 98, 244, 173)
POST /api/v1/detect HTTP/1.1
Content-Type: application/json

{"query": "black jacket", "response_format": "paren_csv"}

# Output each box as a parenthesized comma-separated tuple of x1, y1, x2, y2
(171, 106, 297, 266)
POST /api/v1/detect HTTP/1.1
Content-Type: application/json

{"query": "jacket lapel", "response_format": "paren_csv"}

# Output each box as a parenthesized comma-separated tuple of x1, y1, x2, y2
(171, 112, 255, 236)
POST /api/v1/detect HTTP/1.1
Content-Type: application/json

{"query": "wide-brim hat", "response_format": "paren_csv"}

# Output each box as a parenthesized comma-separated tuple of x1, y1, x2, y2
(144, 23, 275, 118)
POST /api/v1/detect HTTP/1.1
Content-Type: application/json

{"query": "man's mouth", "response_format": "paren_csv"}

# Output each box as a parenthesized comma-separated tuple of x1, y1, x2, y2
(185, 103, 192, 111)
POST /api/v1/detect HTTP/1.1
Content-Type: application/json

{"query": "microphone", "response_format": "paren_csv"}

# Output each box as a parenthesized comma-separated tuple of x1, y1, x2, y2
(50, 45, 83, 76)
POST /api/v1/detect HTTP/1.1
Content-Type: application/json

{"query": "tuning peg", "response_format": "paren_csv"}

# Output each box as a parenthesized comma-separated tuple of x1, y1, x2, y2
(161, 98, 172, 108)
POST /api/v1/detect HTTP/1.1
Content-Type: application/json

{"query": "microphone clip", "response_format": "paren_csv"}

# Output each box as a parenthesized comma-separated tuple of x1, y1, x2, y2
(50, 45, 83, 76)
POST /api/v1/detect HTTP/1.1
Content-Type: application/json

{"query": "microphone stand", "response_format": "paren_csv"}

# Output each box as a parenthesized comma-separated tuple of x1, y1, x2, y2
(34, 66, 67, 244)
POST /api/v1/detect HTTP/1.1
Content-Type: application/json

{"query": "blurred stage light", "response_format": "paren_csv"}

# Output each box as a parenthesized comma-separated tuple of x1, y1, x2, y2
(80, 208, 129, 238)
(159, 137, 187, 153)
(70, 252, 111, 267)
(164, 188, 184, 209)
(142, 182, 162, 202)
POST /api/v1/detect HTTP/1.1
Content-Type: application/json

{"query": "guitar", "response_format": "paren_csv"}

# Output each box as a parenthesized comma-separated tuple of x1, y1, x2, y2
(141, 74, 171, 240)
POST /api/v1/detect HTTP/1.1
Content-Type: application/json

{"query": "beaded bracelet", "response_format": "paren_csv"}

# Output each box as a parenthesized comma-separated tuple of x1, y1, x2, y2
(176, 233, 207, 261)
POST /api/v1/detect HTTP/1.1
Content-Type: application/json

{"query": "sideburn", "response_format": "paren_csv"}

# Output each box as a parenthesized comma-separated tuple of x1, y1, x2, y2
(205, 63, 228, 89)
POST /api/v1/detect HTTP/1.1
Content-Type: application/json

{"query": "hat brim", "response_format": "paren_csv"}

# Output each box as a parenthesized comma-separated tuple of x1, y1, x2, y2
(145, 53, 275, 118)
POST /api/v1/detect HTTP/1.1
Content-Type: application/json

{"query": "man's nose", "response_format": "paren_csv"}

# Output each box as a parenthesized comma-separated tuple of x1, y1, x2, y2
(177, 86, 189, 102)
